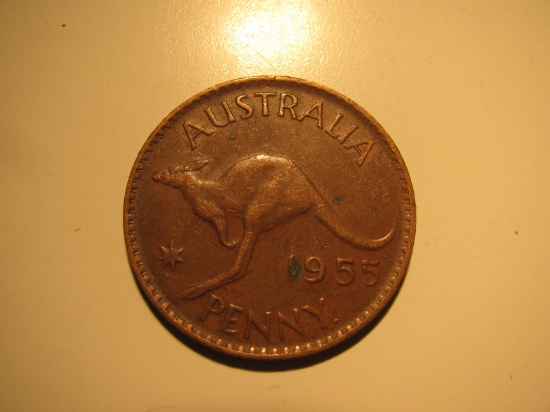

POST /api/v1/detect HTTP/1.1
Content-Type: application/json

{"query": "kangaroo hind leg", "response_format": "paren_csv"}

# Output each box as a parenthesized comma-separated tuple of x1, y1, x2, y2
(179, 227, 260, 300)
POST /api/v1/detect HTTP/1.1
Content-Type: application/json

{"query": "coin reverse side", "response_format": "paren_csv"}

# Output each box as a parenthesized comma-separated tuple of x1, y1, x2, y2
(124, 77, 415, 360)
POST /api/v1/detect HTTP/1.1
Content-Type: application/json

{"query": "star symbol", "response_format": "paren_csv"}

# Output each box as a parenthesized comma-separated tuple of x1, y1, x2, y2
(158, 240, 184, 270)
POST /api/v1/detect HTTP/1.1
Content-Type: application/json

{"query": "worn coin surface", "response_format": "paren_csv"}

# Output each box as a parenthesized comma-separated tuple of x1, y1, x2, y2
(124, 77, 415, 360)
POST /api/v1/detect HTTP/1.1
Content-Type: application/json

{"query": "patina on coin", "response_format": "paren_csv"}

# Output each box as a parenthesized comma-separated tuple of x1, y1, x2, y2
(124, 76, 415, 360)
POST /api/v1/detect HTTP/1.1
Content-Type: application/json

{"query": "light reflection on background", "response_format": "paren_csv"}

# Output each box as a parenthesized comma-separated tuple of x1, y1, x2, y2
(224, 2, 318, 71)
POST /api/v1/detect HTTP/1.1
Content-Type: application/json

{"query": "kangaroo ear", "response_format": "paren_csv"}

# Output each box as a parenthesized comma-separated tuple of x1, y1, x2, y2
(184, 158, 210, 171)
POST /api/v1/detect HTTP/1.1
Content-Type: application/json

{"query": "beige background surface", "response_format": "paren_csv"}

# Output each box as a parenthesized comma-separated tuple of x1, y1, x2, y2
(1, 1, 549, 411)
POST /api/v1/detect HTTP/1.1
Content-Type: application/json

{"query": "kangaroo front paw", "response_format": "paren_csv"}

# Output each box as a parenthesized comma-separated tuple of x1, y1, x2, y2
(222, 240, 238, 249)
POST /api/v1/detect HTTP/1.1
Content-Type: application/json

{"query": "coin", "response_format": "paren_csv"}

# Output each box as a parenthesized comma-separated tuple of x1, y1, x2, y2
(124, 76, 415, 360)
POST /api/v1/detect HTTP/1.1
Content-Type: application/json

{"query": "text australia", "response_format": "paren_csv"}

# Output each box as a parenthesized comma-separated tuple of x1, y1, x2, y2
(181, 91, 375, 166)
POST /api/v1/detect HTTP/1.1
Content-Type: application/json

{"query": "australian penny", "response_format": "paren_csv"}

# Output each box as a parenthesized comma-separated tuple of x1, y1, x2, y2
(124, 76, 415, 360)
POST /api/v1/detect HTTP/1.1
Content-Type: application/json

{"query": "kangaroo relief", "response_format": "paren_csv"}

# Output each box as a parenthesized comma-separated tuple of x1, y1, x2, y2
(152, 154, 396, 299)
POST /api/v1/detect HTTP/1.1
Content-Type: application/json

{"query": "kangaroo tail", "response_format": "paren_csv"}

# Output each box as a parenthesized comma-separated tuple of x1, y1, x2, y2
(312, 193, 396, 250)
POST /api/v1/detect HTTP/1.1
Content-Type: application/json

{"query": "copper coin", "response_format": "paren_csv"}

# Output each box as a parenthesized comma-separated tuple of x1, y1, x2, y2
(124, 76, 415, 360)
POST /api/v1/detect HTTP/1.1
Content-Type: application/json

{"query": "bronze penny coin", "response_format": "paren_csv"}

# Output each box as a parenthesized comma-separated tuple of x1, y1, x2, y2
(124, 76, 415, 360)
